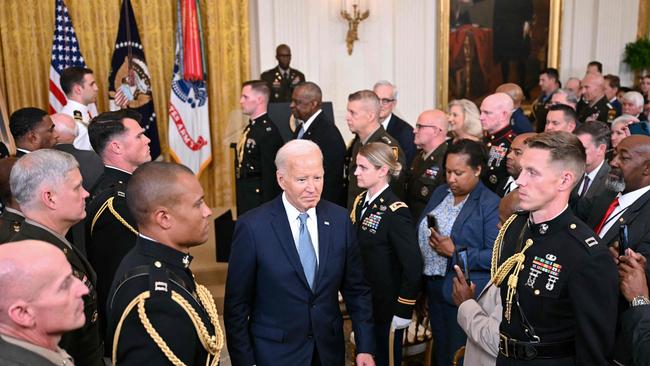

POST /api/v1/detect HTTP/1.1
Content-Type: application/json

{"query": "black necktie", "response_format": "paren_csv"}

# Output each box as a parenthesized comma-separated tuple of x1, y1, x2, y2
(579, 175, 591, 197)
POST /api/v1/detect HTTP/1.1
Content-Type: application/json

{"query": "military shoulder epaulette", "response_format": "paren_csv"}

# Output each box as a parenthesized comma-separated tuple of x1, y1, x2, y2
(567, 221, 600, 250)
(389, 201, 408, 211)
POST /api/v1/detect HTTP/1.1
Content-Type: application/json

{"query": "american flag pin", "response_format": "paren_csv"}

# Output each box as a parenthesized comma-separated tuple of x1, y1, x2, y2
(324, 221, 330, 226)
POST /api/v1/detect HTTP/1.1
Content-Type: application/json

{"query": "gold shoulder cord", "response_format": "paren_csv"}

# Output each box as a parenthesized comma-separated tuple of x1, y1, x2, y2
(490, 214, 534, 323)
(112, 283, 224, 366)
(349, 192, 364, 224)
(91, 197, 138, 236)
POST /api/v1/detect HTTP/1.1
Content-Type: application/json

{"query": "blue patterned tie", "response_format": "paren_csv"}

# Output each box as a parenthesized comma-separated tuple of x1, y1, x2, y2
(298, 213, 317, 289)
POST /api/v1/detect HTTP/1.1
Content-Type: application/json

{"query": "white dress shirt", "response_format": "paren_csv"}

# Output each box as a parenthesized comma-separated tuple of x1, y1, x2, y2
(380, 113, 393, 131)
(281, 193, 320, 263)
(598, 185, 650, 237)
(298, 109, 322, 137)
(61, 99, 94, 151)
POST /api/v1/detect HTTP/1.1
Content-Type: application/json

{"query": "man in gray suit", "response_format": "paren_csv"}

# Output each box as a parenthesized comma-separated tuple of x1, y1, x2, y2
(0, 240, 89, 365)
(573, 121, 612, 200)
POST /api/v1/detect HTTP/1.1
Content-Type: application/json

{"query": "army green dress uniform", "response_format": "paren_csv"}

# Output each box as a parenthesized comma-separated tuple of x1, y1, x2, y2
(482, 126, 517, 195)
(85, 169, 138, 341)
(235, 113, 284, 216)
(492, 209, 618, 365)
(106, 236, 224, 366)
(406, 142, 448, 220)
(350, 188, 422, 365)
(10, 219, 104, 366)
(260, 66, 305, 103)
(530, 91, 556, 132)
(576, 96, 616, 125)
(346, 127, 407, 209)
(0, 208, 24, 243)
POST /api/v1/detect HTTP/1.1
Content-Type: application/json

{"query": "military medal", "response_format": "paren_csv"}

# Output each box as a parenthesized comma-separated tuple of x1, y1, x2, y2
(489, 174, 498, 184)
(539, 224, 548, 234)
(420, 186, 429, 197)
(182, 255, 190, 268)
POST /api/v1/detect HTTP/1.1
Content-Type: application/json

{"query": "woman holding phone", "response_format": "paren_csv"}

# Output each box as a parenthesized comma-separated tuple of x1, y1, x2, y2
(350, 142, 423, 366)
(417, 139, 500, 366)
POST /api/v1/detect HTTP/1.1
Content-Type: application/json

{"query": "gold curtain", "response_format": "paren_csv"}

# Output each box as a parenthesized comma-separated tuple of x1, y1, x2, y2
(0, 0, 249, 208)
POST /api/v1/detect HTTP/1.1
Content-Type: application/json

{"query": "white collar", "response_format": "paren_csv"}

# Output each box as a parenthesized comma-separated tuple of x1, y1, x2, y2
(619, 185, 650, 209)
(585, 159, 605, 180)
(281, 192, 317, 218)
(104, 165, 133, 175)
(16, 148, 31, 155)
(301, 109, 322, 133)
(364, 184, 390, 205)
(380, 113, 394, 131)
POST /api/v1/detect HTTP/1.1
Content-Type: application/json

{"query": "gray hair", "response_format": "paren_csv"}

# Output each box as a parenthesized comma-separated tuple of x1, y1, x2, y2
(275, 140, 323, 173)
(622, 91, 644, 108)
(373, 80, 398, 100)
(612, 114, 639, 127)
(10, 149, 79, 210)
(554, 88, 579, 105)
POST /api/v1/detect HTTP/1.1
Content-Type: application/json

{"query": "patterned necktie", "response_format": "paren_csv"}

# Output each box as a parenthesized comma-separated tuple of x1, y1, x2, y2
(298, 213, 317, 289)
(594, 197, 620, 235)
(579, 175, 591, 197)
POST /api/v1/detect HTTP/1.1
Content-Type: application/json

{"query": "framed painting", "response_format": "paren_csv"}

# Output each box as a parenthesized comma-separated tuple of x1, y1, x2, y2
(437, 0, 562, 109)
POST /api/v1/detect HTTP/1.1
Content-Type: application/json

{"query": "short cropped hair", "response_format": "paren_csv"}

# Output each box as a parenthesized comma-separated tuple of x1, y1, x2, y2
(445, 138, 487, 172)
(622, 91, 644, 108)
(10, 149, 79, 211)
(541, 68, 561, 86)
(588, 61, 603, 73)
(548, 103, 578, 123)
(553, 88, 579, 106)
(275, 139, 322, 174)
(294, 82, 323, 103)
(525, 132, 586, 186)
(60, 67, 94, 96)
(358, 142, 402, 179)
(9, 108, 48, 140)
(604, 74, 620, 89)
(243, 80, 271, 101)
(574, 121, 611, 149)
(348, 90, 381, 119)
(88, 109, 143, 155)
(126, 162, 194, 226)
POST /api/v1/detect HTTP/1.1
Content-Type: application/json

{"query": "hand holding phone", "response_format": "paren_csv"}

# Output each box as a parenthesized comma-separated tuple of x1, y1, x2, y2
(619, 225, 629, 257)
(454, 247, 471, 285)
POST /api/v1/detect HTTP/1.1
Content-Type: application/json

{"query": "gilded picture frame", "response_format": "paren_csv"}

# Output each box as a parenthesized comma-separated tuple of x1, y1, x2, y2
(436, 0, 563, 110)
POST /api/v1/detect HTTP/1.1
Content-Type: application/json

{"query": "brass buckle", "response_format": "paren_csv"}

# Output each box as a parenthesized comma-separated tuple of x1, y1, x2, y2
(499, 333, 510, 357)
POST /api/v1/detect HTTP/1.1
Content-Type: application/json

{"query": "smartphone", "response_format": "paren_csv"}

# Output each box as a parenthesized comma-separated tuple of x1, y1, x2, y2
(629, 122, 650, 136)
(619, 224, 629, 257)
(427, 215, 438, 231)
(455, 247, 471, 285)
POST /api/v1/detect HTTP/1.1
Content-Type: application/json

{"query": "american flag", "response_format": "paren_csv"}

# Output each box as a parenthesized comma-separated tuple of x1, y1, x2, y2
(48, 0, 95, 114)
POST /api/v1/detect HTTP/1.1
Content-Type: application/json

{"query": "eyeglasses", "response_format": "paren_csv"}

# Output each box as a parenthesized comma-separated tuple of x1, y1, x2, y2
(415, 123, 442, 132)
(379, 98, 396, 105)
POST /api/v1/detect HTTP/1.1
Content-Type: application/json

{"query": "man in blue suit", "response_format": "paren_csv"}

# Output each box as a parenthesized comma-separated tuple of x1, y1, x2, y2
(224, 139, 376, 366)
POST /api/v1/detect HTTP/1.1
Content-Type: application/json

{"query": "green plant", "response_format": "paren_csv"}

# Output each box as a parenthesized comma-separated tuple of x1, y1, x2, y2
(624, 38, 650, 71)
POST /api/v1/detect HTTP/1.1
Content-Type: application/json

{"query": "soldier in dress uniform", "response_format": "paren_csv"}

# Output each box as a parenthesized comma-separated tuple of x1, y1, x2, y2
(576, 73, 616, 124)
(9, 107, 59, 157)
(406, 109, 449, 220)
(60, 67, 99, 151)
(491, 132, 618, 365)
(0, 157, 23, 243)
(106, 162, 223, 365)
(530, 68, 560, 132)
(260, 44, 305, 103)
(7, 149, 104, 366)
(236, 80, 284, 216)
(350, 142, 422, 366)
(345, 90, 406, 209)
(480, 93, 518, 195)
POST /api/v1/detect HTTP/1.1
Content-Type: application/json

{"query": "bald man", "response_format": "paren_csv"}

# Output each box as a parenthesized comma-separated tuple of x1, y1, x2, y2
(0, 240, 88, 365)
(576, 73, 616, 124)
(495, 83, 533, 134)
(51, 113, 103, 192)
(480, 93, 518, 194)
(406, 109, 449, 219)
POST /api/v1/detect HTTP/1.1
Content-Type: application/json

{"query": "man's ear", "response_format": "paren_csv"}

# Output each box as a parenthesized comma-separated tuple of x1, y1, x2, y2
(558, 170, 575, 192)
(153, 208, 172, 230)
(8, 302, 36, 328)
(41, 188, 57, 210)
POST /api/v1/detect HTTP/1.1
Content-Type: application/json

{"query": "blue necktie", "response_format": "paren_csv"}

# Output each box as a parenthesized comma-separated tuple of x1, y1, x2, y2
(298, 213, 317, 289)
(296, 123, 306, 139)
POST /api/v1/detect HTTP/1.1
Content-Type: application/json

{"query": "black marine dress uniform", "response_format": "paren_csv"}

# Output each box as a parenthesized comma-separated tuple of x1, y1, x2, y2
(106, 236, 224, 366)
(235, 113, 284, 216)
(346, 127, 407, 208)
(260, 66, 305, 103)
(0, 208, 24, 243)
(492, 209, 618, 365)
(406, 142, 448, 220)
(10, 219, 104, 366)
(483, 125, 517, 195)
(576, 96, 616, 124)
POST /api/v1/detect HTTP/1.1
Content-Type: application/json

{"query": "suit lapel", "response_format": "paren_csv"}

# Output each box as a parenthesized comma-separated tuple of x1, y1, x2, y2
(451, 186, 480, 234)
(602, 190, 650, 244)
(314, 203, 331, 291)
(586, 163, 610, 199)
(270, 198, 312, 290)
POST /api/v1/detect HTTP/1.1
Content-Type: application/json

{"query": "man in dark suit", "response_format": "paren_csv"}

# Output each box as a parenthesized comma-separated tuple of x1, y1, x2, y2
(373, 81, 417, 166)
(8, 107, 59, 157)
(572, 122, 612, 202)
(0, 240, 89, 366)
(224, 140, 376, 366)
(7, 149, 103, 366)
(290, 82, 346, 205)
(0, 158, 23, 243)
(261, 44, 305, 103)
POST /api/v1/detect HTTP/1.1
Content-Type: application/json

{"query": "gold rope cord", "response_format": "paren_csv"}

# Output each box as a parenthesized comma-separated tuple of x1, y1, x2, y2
(112, 283, 224, 366)
(91, 196, 139, 236)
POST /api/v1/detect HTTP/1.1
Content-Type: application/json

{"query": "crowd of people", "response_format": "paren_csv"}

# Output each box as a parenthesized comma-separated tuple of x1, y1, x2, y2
(1, 43, 650, 366)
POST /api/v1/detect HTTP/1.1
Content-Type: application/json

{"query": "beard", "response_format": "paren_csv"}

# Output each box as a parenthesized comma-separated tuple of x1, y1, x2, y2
(605, 168, 626, 193)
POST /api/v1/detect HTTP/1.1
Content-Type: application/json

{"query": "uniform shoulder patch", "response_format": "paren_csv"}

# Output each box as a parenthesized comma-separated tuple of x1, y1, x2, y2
(380, 136, 393, 144)
(567, 221, 600, 250)
(389, 201, 408, 211)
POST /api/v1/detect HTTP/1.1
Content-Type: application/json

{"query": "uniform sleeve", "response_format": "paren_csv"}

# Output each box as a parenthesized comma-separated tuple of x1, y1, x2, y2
(223, 220, 258, 366)
(569, 248, 618, 366)
(387, 207, 423, 319)
(260, 127, 284, 202)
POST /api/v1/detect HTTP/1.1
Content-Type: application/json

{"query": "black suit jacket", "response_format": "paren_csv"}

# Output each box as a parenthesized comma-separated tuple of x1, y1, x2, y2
(54, 143, 104, 192)
(385, 114, 417, 167)
(0, 335, 65, 366)
(570, 161, 612, 210)
(294, 111, 346, 206)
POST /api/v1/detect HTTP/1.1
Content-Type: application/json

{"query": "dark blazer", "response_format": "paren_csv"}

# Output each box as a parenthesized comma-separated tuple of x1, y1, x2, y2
(386, 114, 417, 167)
(294, 111, 346, 206)
(418, 182, 500, 305)
(54, 143, 104, 192)
(0, 335, 63, 366)
(510, 107, 533, 134)
(616, 305, 650, 366)
(224, 197, 375, 366)
(570, 161, 611, 206)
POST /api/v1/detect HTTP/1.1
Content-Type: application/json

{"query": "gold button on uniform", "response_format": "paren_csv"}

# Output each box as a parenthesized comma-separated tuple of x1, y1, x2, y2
(534, 289, 540, 295)
(154, 261, 162, 268)
(570, 224, 576, 229)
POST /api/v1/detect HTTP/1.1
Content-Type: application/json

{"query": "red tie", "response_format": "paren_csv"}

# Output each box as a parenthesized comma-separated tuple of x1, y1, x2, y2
(594, 197, 620, 234)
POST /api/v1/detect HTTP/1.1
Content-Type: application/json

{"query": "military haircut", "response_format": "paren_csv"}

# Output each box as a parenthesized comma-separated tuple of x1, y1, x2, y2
(294, 81, 322, 103)
(60, 66, 94, 96)
(9, 107, 48, 140)
(574, 121, 611, 149)
(548, 103, 578, 123)
(604, 74, 620, 89)
(588, 60, 603, 73)
(540, 67, 560, 83)
(242, 80, 271, 101)
(525, 132, 586, 187)
(126, 161, 195, 227)
(88, 109, 143, 155)
(348, 89, 381, 118)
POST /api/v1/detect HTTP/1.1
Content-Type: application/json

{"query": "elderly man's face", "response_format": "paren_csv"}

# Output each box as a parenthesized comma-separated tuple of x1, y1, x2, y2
(581, 76, 604, 103)
(54, 168, 89, 224)
(609, 137, 650, 193)
(30, 250, 89, 335)
(479, 97, 507, 134)
(373, 85, 396, 120)
(277, 153, 324, 212)
(622, 99, 642, 116)
(290, 88, 317, 121)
